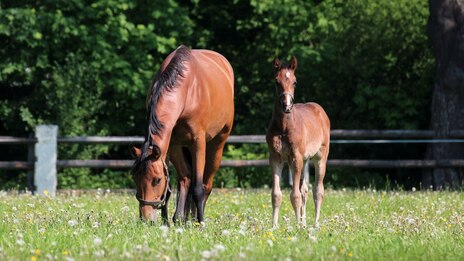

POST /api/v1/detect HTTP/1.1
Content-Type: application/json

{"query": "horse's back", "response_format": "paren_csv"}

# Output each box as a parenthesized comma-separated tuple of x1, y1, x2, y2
(295, 102, 331, 155)
(191, 49, 234, 95)
(183, 49, 234, 139)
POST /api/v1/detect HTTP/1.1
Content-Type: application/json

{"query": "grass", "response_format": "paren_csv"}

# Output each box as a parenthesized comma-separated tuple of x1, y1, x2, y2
(0, 188, 463, 260)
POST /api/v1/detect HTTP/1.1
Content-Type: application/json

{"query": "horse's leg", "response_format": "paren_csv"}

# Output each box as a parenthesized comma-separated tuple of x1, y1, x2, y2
(299, 160, 310, 227)
(290, 156, 304, 226)
(270, 152, 283, 228)
(161, 188, 171, 226)
(190, 134, 207, 224)
(169, 146, 192, 224)
(203, 131, 229, 208)
(312, 148, 328, 224)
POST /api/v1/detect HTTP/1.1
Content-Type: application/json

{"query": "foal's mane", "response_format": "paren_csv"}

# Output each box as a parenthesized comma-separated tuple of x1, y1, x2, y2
(136, 45, 191, 166)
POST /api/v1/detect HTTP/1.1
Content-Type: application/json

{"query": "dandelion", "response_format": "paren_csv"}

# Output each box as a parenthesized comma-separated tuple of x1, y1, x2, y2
(120, 206, 130, 213)
(221, 230, 231, 236)
(34, 249, 41, 256)
(31, 256, 37, 261)
(92, 222, 99, 228)
(175, 228, 184, 234)
(331, 245, 337, 252)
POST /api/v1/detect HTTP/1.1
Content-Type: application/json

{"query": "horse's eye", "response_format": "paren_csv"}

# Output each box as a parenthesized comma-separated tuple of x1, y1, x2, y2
(153, 177, 162, 186)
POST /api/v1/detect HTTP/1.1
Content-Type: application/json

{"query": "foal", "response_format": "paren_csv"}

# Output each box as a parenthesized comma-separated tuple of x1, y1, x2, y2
(266, 57, 330, 227)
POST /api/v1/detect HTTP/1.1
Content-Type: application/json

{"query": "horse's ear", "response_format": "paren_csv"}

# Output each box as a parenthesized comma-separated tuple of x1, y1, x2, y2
(131, 146, 141, 158)
(150, 145, 161, 161)
(290, 56, 297, 71)
(274, 58, 281, 71)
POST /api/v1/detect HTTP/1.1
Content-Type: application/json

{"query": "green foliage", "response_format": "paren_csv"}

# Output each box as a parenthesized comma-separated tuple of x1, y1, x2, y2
(0, 0, 434, 189)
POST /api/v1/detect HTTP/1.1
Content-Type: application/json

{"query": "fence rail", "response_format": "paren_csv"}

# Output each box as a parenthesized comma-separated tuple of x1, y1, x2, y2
(1, 126, 464, 195)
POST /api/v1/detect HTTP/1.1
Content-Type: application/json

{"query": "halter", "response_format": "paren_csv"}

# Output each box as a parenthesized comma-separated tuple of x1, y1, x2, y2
(135, 160, 171, 209)
(279, 92, 294, 112)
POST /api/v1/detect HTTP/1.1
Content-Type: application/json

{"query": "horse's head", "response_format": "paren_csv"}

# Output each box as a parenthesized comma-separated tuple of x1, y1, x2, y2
(131, 144, 170, 222)
(274, 56, 297, 113)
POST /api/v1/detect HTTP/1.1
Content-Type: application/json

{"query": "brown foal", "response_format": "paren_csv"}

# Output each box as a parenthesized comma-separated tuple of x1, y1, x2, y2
(266, 57, 330, 227)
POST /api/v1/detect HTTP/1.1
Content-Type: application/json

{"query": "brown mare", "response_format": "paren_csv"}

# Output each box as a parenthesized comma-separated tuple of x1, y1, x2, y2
(132, 45, 234, 225)
(266, 57, 330, 227)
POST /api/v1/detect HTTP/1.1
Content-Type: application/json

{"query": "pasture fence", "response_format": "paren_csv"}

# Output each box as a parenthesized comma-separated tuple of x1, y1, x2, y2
(1, 125, 464, 195)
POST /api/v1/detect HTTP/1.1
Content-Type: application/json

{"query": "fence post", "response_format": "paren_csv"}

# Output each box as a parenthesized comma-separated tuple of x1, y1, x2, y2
(34, 125, 58, 196)
(27, 133, 35, 193)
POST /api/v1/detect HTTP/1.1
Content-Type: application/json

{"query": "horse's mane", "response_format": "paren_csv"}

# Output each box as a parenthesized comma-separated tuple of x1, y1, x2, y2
(135, 45, 191, 169)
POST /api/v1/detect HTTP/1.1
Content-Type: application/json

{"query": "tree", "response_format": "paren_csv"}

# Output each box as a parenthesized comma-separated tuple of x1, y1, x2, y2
(424, 0, 464, 189)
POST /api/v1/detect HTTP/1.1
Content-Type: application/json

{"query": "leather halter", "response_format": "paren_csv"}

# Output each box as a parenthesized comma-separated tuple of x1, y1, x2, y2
(135, 160, 171, 209)
(279, 91, 294, 112)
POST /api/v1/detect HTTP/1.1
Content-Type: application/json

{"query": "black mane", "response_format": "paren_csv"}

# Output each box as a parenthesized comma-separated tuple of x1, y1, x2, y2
(136, 45, 191, 166)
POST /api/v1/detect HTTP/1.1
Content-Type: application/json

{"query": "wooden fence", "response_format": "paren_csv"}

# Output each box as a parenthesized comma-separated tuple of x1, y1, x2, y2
(1, 125, 464, 195)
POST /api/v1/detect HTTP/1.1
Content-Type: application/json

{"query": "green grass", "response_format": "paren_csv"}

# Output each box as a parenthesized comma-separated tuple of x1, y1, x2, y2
(0, 188, 463, 260)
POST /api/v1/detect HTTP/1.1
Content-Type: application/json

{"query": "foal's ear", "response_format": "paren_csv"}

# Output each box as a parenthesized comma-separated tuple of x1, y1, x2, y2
(290, 56, 297, 71)
(274, 58, 281, 71)
(150, 145, 162, 161)
(131, 146, 142, 158)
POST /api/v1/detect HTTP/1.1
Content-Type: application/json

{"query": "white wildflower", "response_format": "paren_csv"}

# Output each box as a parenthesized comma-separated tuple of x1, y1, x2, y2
(201, 250, 212, 259)
(175, 228, 184, 234)
(93, 250, 105, 257)
(267, 239, 273, 247)
(221, 230, 231, 236)
(214, 244, 226, 252)
(93, 237, 102, 246)
(16, 239, 25, 246)
(92, 222, 99, 228)
(120, 206, 130, 213)
(68, 220, 78, 227)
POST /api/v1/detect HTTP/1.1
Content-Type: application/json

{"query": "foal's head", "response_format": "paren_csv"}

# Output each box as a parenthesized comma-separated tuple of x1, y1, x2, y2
(273, 57, 297, 113)
(131, 144, 170, 222)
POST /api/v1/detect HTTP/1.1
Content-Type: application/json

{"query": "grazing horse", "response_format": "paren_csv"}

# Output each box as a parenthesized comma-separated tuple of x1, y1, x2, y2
(132, 45, 234, 225)
(266, 57, 330, 227)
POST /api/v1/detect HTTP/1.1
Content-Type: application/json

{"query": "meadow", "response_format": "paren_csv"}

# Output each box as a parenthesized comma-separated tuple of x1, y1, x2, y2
(0, 188, 463, 260)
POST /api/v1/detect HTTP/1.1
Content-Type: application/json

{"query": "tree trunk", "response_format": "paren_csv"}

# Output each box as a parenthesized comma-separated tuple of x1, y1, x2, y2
(424, 0, 464, 190)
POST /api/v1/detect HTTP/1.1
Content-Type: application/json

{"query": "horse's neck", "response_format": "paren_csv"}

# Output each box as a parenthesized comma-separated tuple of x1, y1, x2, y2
(272, 101, 295, 132)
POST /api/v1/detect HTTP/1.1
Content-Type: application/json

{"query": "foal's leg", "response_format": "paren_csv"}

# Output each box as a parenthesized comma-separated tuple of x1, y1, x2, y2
(312, 150, 328, 224)
(299, 160, 310, 227)
(170, 146, 192, 223)
(290, 157, 304, 225)
(270, 152, 283, 228)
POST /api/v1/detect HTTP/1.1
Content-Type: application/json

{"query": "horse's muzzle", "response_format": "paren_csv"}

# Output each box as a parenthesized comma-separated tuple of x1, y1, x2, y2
(280, 92, 294, 113)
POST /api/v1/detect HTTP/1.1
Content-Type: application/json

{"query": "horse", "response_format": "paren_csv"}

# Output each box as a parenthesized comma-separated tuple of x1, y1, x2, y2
(131, 45, 234, 225)
(266, 56, 330, 227)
